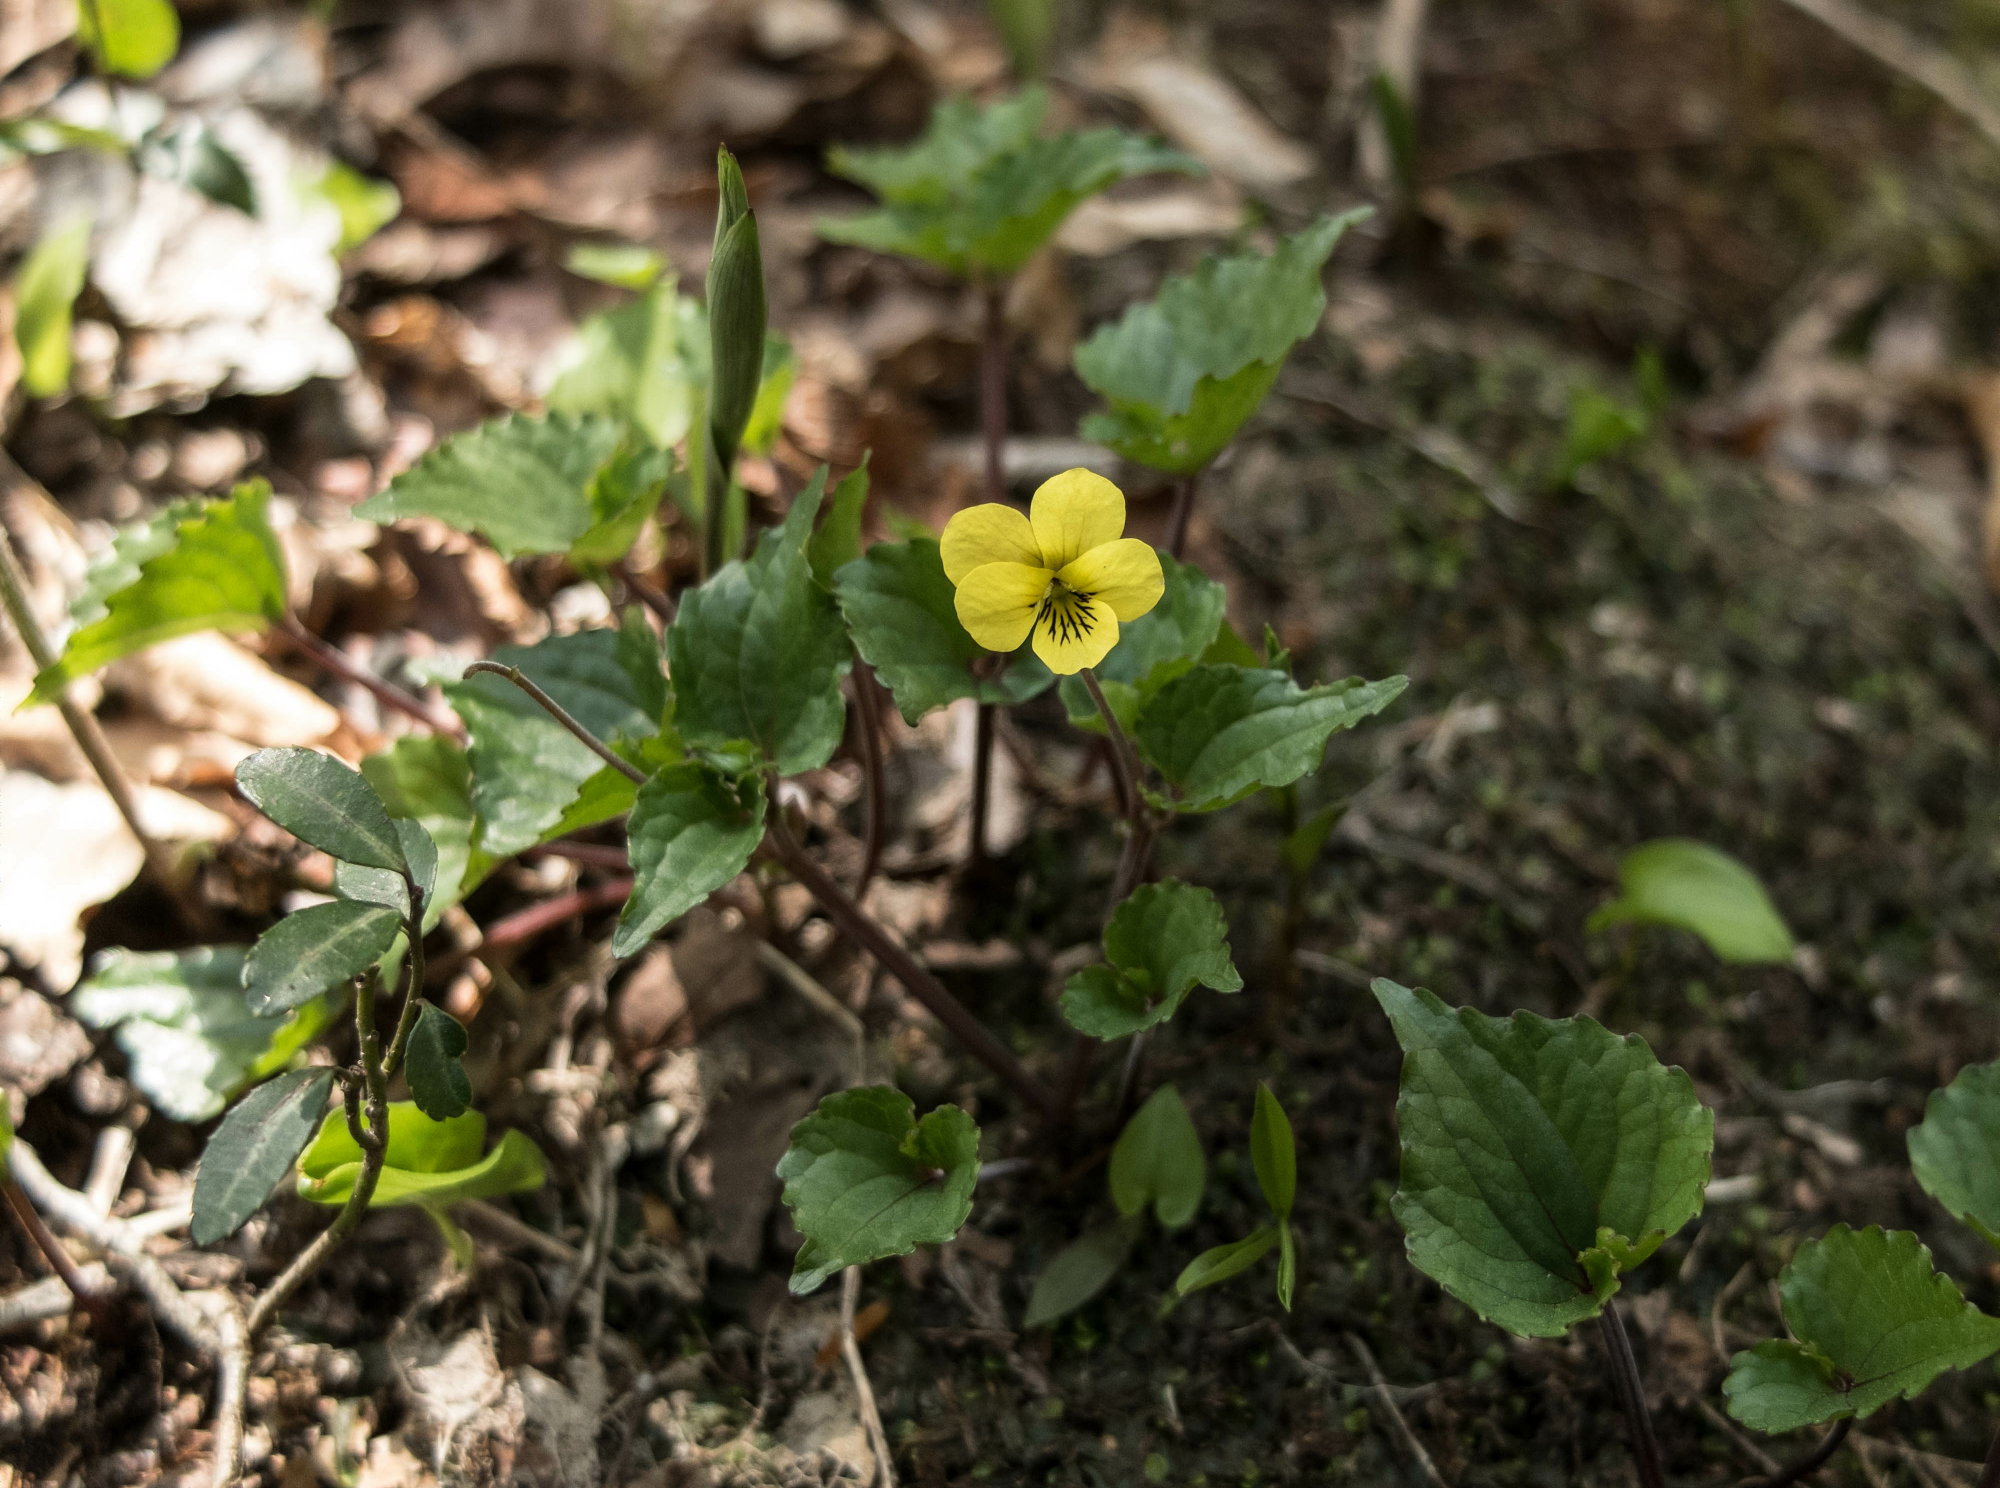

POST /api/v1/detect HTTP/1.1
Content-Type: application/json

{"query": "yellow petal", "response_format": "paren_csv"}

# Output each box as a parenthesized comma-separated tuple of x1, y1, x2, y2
(941, 503, 1041, 584)
(1057, 539, 1164, 623)
(953, 562, 1050, 653)
(1031, 587, 1120, 674)
(1029, 469, 1125, 572)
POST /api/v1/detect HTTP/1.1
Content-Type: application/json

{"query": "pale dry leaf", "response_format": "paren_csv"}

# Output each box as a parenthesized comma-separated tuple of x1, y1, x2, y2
(105, 633, 342, 747)
(0, 0, 74, 76)
(0, 770, 230, 986)
(1055, 179, 1245, 258)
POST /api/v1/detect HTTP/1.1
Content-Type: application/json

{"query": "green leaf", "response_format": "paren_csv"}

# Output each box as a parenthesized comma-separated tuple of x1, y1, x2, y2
(1060, 880, 1242, 1038)
(356, 412, 628, 559)
(570, 439, 672, 567)
(444, 628, 666, 857)
(776, 1086, 980, 1295)
(1057, 553, 1226, 733)
(334, 819, 439, 919)
(405, 1004, 471, 1121)
(1373, 978, 1714, 1339)
(668, 469, 853, 774)
(15, 212, 91, 399)
(1276, 1220, 1297, 1311)
(243, 901, 403, 1015)
(808, 455, 871, 589)
(707, 149, 768, 467)
(564, 241, 665, 290)
(1174, 1224, 1277, 1297)
(1024, 1214, 1144, 1328)
(69, 947, 337, 1122)
(1909, 1059, 2000, 1249)
(1109, 1084, 1204, 1229)
(988, 0, 1054, 79)
(312, 161, 400, 255)
(821, 86, 1199, 276)
(1251, 1083, 1296, 1220)
(75, 0, 180, 78)
(299, 1104, 547, 1209)
(1076, 212, 1369, 474)
(236, 746, 408, 872)
(547, 282, 704, 450)
(361, 736, 494, 911)
(0, 1095, 12, 1172)
(190, 1067, 338, 1245)
(31, 482, 289, 699)
(135, 119, 256, 215)
(614, 764, 766, 955)
(1134, 666, 1409, 812)
(833, 537, 1053, 724)
(1551, 386, 1648, 489)
(1723, 1226, 2000, 1433)
(742, 335, 796, 457)
(1588, 839, 1796, 966)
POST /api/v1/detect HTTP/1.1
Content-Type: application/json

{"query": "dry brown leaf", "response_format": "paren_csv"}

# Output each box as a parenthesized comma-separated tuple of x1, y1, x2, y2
(105, 633, 342, 747)
(1055, 178, 1244, 258)
(0, 979, 89, 1108)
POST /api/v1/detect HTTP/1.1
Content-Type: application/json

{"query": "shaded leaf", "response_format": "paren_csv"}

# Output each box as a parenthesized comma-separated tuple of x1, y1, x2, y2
(1109, 1084, 1204, 1228)
(236, 746, 407, 872)
(1058, 553, 1226, 733)
(1373, 978, 1713, 1338)
(808, 456, 871, 588)
(1723, 1227, 2000, 1433)
(243, 901, 402, 1015)
(1076, 212, 1368, 474)
(361, 737, 493, 911)
(190, 1067, 337, 1245)
(547, 282, 704, 449)
(356, 413, 627, 559)
(334, 819, 438, 919)
(1024, 1215, 1144, 1329)
(1251, 1083, 1296, 1220)
(1060, 880, 1241, 1038)
(613, 764, 765, 955)
(1588, 839, 1795, 965)
(1908, 1059, 2000, 1249)
(833, 537, 1053, 723)
(444, 628, 667, 857)
(777, 1086, 980, 1295)
(821, 87, 1198, 276)
(299, 1104, 546, 1208)
(15, 212, 91, 399)
(668, 469, 852, 774)
(135, 119, 255, 214)
(405, 1004, 471, 1121)
(1134, 666, 1408, 811)
(69, 947, 337, 1122)
(32, 483, 288, 699)
(1175, 1225, 1277, 1297)
(1276, 1220, 1297, 1310)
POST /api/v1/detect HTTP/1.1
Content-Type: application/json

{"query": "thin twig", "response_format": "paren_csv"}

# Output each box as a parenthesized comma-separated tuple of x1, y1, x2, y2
(1597, 1303, 1665, 1488)
(1345, 1332, 1451, 1488)
(1774, 0, 2000, 154)
(0, 527, 179, 889)
(479, 879, 633, 951)
(968, 701, 994, 864)
(850, 659, 888, 897)
(755, 940, 866, 1044)
(463, 661, 647, 784)
(8, 1140, 247, 1488)
(1078, 669, 1136, 821)
(1165, 471, 1201, 560)
(841, 1266, 897, 1488)
(766, 814, 1057, 1118)
(2, 1176, 112, 1322)
(1760, 1416, 1852, 1488)
(612, 560, 676, 627)
(277, 613, 464, 739)
(381, 884, 429, 1077)
(1979, 1423, 2000, 1488)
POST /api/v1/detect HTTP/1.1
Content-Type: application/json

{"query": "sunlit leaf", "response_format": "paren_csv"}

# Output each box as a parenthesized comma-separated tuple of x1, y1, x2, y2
(1588, 839, 1795, 965)
(190, 1067, 337, 1244)
(236, 746, 408, 873)
(243, 901, 401, 1015)
(75, 0, 180, 78)
(298, 1104, 546, 1208)
(14, 212, 91, 399)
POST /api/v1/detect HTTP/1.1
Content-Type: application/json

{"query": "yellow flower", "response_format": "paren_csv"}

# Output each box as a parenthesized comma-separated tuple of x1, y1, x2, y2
(941, 469, 1164, 676)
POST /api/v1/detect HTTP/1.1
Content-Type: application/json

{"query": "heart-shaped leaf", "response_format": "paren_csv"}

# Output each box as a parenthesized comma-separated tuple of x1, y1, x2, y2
(1374, 978, 1713, 1338)
(1134, 667, 1408, 812)
(191, 1067, 338, 1245)
(243, 901, 403, 1014)
(1060, 880, 1241, 1038)
(33, 483, 289, 700)
(1076, 211, 1369, 474)
(776, 1086, 980, 1295)
(1723, 1226, 2000, 1433)
(404, 1003, 471, 1121)
(1109, 1084, 1204, 1228)
(833, 537, 1053, 724)
(1588, 839, 1795, 965)
(1908, 1058, 2000, 1249)
(613, 764, 766, 956)
(668, 469, 852, 775)
(69, 947, 338, 1122)
(236, 747, 408, 872)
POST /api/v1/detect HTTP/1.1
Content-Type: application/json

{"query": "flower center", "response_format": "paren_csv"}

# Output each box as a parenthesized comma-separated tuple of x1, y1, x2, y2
(1037, 581, 1099, 645)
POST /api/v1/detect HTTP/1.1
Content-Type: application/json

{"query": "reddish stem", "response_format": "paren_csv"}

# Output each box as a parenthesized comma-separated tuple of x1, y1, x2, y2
(279, 614, 464, 739)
